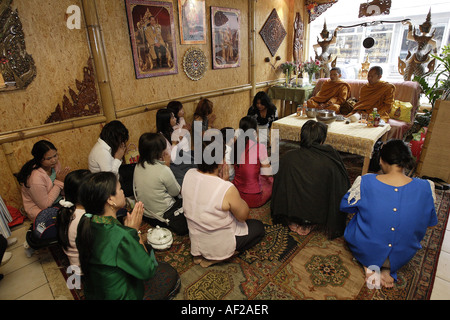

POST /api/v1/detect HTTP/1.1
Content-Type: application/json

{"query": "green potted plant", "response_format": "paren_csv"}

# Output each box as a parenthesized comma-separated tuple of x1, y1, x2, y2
(414, 44, 450, 109)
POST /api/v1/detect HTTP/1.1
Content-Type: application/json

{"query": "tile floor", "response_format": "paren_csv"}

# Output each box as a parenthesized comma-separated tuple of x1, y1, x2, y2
(1, 217, 450, 300)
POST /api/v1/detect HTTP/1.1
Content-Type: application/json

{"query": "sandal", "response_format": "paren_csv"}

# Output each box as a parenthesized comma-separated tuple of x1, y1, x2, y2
(422, 176, 450, 190)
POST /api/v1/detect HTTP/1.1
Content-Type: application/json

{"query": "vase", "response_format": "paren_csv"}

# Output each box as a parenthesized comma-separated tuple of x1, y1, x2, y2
(285, 71, 291, 87)
(308, 73, 314, 84)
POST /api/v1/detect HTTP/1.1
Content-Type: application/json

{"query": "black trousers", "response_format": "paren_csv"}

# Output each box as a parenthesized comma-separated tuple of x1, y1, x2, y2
(0, 234, 7, 263)
(235, 219, 265, 253)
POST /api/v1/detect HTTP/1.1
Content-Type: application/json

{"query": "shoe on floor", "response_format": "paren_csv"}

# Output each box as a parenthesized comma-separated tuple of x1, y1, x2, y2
(1, 252, 12, 266)
(7, 237, 17, 247)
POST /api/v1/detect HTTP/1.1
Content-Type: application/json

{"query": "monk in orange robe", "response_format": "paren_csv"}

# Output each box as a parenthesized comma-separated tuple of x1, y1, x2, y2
(347, 66, 395, 122)
(307, 67, 351, 113)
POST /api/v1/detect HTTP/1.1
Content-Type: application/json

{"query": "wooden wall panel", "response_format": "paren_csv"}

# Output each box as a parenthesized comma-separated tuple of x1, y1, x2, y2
(0, 0, 92, 132)
(0, 0, 296, 209)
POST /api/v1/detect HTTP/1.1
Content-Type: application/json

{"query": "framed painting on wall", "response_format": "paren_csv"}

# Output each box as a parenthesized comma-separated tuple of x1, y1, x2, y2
(178, 0, 206, 44)
(125, 0, 178, 78)
(210, 6, 240, 69)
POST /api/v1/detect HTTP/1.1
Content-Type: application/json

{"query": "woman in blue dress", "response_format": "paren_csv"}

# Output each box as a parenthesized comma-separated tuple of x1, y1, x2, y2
(340, 139, 437, 288)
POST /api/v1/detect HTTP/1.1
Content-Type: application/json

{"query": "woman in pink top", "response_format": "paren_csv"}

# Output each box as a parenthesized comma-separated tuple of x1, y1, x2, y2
(182, 139, 265, 268)
(232, 116, 273, 208)
(56, 169, 91, 268)
(17, 140, 70, 221)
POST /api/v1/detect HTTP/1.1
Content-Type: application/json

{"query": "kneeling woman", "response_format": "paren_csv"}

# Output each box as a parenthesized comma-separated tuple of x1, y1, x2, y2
(232, 116, 273, 208)
(271, 120, 350, 238)
(340, 140, 437, 288)
(182, 139, 265, 268)
(76, 172, 180, 300)
(133, 132, 188, 235)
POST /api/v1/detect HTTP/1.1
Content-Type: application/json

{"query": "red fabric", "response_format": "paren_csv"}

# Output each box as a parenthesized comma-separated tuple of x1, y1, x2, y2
(238, 176, 273, 208)
(7, 205, 25, 227)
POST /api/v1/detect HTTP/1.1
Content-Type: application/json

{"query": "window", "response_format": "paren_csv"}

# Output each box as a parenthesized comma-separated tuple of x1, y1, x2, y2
(308, 0, 450, 82)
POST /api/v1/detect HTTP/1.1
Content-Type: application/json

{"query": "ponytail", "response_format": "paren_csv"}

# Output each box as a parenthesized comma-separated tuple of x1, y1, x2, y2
(75, 172, 117, 276)
(56, 169, 91, 251)
(16, 140, 57, 187)
(76, 214, 93, 276)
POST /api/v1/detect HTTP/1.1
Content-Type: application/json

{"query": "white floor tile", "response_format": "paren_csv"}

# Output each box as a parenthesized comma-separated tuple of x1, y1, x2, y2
(435, 251, 450, 283)
(0, 261, 48, 300)
(430, 277, 450, 300)
(0, 244, 39, 275)
(441, 230, 450, 253)
(17, 284, 55, 300)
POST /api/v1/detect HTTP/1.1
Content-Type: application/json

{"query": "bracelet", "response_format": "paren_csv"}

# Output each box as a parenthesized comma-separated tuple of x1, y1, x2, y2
(137, 230, 142, 234)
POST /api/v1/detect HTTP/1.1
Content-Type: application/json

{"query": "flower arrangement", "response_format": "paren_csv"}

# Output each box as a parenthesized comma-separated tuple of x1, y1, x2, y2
(279, 61, 297, 74)
(279, 61, 297, 87)
(299, 58, 322, 82)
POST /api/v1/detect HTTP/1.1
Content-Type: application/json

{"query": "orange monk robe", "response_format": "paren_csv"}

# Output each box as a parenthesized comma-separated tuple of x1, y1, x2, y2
(307, 79, 351, 113)
(349, 81, 395, 122)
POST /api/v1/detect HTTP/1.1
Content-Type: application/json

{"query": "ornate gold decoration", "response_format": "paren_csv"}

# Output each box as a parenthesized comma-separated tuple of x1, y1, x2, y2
(182, 47, 207, 81)
(293, 12, 304, 64)
(0, 0, 37, 91)
(306, 0, 338, 23)
(45, 59, 100, 123)
(398, 10, 437, 81)
(358, 0, 392, 18)
(313, 20, 338, 78)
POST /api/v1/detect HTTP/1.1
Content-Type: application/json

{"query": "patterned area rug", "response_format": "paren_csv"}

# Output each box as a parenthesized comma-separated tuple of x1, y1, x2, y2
(47, 141, 449, 300)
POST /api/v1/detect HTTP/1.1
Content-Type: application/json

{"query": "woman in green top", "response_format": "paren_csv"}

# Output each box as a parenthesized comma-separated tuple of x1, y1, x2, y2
(76, 172, 180, 300)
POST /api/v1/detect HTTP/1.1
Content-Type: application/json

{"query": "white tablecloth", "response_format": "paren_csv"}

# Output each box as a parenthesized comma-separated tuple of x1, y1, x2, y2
(271, 114, 391, 158)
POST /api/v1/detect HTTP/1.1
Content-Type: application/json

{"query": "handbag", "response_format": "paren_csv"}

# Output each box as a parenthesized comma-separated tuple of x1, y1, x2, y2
(124, 143, 140, 164)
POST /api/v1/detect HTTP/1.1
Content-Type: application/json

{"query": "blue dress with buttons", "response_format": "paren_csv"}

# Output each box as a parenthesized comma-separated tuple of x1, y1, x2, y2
(340, 174, 437, 280)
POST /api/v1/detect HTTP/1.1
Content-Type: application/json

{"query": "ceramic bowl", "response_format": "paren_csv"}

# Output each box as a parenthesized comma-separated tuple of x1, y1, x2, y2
(147, 226, 173, 250)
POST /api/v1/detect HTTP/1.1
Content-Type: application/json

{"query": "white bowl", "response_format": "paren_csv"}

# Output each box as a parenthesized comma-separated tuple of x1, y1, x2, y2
(147, 225, 173, 250)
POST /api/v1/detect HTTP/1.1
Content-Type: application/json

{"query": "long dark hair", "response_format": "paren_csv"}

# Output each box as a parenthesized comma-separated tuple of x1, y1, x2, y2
(156, 108, 174, 142)
(232, 116, 258, 167)
(76, 172, 118, 276)
(166, 100, 183, 125)
(99, 120, 129, 157)
(252, 91, 276, 111)
(193, 98, 213, 120)
(380, 139, 415, 170)
(138, 132, 167, 167)
(17, 140, 57, 188)
(56, 169, 91, 251)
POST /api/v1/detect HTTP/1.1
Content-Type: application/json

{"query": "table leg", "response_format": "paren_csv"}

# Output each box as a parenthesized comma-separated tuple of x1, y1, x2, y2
(281, 100, 286, 118)
(362, 156, 370, 175)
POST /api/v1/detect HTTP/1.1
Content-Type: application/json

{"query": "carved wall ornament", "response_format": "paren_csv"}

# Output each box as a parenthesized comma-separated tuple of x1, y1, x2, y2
(293, 12, 304, 64)
(259, 9, 286, 57)
(0, 0, 37, 91)
(306, 0, 338, 23)
(183, 47, 207, 80)
(45, 58, 100, 124)
(358, 0, 392, 18)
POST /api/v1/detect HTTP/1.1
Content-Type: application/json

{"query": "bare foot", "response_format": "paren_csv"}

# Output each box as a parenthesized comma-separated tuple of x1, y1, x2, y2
(200, 258, 222, 268)
(380, 268, 394, 288)
(297, 225, 312, 236)
(289, 223, 300, 233)
(364, 266, 381, 289)
(193, 256, 203, 265)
